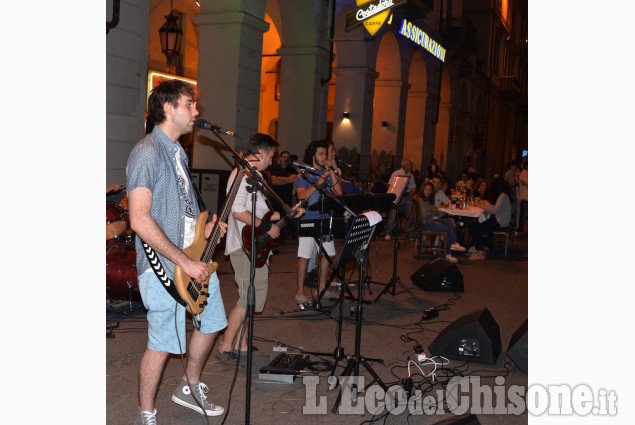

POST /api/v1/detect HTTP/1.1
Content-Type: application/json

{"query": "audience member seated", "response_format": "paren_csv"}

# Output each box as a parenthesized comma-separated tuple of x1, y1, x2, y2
(416, 182, 466, 262)
(430, 176, 450, 208)
(467, 176, 513, 260)
(455, 172, 472, 194)
(340, 171, 362, 195)
(472, 177, 490, 202)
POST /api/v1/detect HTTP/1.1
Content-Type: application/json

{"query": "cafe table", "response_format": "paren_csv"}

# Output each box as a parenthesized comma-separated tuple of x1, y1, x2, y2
(437, 205, 487, 222)
(436, 205, 487, 247)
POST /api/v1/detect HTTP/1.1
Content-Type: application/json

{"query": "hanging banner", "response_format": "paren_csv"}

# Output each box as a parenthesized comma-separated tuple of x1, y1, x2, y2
(345, 0, 407, 37)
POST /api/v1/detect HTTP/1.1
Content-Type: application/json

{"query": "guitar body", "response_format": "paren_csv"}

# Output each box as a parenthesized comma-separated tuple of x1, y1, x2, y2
(241, 211, 278, 268)
(174, 211, 219, 315)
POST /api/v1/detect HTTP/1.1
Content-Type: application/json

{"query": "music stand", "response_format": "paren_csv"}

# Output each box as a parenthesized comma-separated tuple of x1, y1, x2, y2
(328, 212, 392, 413)
(374, 176, 421, 303)
(311, 193, 396, 304)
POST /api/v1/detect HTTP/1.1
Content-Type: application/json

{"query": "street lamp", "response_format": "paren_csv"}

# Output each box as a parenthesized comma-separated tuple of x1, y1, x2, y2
(159, 0, 182, 74)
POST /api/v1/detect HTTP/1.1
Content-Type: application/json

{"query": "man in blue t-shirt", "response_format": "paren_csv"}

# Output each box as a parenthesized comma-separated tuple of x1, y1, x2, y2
(294, 140, 343, 305)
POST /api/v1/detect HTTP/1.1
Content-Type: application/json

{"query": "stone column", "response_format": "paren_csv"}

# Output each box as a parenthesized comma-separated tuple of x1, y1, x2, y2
(331, 67, 379, 179)
(276, 46, 330, 153)
(404, 91, 428, 172)
(192, 9, 269, 170)
(372, 79, 410, 167)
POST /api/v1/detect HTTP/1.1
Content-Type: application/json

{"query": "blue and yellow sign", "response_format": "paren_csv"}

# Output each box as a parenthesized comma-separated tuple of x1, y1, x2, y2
(398, 18, 446, 62)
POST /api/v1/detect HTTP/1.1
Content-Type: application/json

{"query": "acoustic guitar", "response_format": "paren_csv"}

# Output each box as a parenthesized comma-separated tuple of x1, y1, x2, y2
(174, 168, 245, 315)
(241, 200, 306, 268)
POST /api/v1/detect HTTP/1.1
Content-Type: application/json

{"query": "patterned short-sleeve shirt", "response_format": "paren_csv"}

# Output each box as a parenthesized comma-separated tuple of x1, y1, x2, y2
(126, 126, 201, 279)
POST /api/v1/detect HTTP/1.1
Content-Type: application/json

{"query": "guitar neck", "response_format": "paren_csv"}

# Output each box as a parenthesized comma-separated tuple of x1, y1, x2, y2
(201, 168, 246, 263)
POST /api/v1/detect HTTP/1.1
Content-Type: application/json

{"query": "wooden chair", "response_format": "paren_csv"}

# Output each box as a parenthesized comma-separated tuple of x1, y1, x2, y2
(411, 196, 447, 259)
(414, 230, 448, 259)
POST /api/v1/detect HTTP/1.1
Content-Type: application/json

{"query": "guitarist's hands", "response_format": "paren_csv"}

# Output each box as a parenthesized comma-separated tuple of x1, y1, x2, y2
(293, 205, 306, 219)
(204, 213, 227, 242)
(181, 257, 211, 284)
(267, 224, 281, 239)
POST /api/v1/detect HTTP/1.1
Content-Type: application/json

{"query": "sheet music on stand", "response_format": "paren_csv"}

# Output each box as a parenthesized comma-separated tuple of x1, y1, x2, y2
(334, 211, 382, 268)
(387, 175, 411, 205)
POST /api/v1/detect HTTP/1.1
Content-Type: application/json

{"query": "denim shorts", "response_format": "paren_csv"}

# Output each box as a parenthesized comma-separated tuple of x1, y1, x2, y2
(138, 270, 227, 354)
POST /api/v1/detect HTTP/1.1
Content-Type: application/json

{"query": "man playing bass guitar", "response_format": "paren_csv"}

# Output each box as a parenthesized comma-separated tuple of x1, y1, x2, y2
(126, 80, 227, 424)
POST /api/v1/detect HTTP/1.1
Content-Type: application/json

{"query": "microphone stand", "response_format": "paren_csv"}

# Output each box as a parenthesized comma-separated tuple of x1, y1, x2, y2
(206, 129, 268, 425)
(203, 123, 303, 425)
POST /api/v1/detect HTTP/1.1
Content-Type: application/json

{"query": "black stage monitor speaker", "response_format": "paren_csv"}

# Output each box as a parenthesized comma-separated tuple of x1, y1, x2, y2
(429, 308, 501, 365)
(410, 258, 464, 292)
(507, 319, 528, 373)
(431, 414, 481, 424)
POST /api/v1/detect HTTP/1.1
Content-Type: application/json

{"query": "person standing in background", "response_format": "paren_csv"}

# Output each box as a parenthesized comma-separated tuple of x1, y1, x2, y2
(516, 159, 528, 235)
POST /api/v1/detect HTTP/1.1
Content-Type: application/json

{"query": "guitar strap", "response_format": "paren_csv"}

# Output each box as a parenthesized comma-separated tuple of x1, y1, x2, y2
(185, 160, 207, 213)
(138, 155, 203, 308)
(141, 240, 187, 307)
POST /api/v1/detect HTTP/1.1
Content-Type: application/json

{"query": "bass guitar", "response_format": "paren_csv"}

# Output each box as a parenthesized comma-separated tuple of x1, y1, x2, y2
(241, 200, 307, 268)
(174, 168, 245, 315)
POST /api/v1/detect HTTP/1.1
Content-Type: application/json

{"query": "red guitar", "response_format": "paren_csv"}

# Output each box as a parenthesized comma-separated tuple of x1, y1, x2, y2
(241, 201, 306, 267)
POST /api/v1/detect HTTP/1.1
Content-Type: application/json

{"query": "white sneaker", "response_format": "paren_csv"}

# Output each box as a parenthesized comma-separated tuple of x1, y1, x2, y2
(467, 246, 477, 254)
(450, 243, 466, 252)
(295, 294, 308, 304)
(445, 254, 459, 263)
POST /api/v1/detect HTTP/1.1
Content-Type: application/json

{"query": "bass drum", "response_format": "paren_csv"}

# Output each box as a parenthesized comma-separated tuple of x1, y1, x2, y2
(106, 243, 141, 302)
(106, 201, 128, 245)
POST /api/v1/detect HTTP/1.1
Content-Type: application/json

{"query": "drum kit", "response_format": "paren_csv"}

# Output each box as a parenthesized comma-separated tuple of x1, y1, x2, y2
(106, 187, 141, 304)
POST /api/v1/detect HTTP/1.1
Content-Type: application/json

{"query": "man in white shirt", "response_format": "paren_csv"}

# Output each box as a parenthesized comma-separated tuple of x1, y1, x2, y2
(219, 133, 305, 363)
(383, 158, 417, 241)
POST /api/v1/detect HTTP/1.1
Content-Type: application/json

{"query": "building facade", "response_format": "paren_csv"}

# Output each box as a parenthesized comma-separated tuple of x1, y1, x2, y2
(106, 0, 527, 187)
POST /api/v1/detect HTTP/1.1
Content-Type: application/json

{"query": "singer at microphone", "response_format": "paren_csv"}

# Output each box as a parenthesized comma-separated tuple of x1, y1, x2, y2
(294, 139, 343, 306)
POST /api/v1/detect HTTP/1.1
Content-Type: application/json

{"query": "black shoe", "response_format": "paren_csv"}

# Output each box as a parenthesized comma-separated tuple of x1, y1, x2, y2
(307, 270, 318, 282)
(231, 345, 269, 359)
(215, 349, 244, 368)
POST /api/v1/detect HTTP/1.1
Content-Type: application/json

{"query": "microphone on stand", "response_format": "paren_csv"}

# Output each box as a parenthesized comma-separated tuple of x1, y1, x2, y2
(335, 157, 351, 169)
(291, 161, 321, 176)
(194, 119, 235, 136)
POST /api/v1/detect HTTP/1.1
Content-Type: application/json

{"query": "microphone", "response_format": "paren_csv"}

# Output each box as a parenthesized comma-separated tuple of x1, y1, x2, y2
(335, 157, 351, 169)
(291, 161, 321, 176)
(194, 119, 235, 136)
